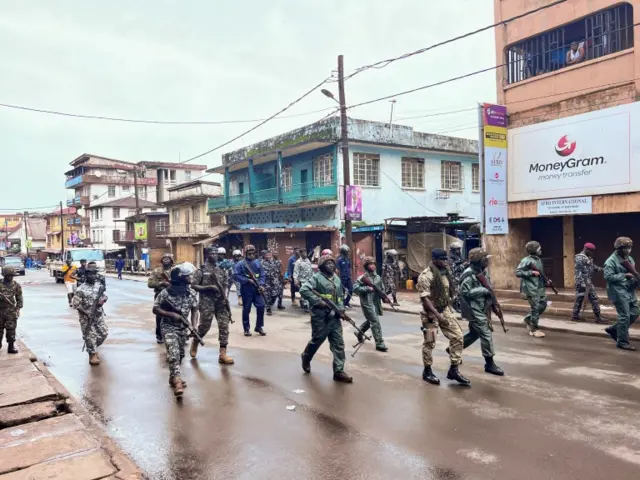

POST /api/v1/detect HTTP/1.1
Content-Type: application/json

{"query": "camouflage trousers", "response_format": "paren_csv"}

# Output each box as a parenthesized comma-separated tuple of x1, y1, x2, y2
(384, 283, 397, 296)
(197, 303, 231, 348)
(78, 314, 109, 356)
(0, 310, 18, 345)
(571, 286, 601, 318)
(421, 306, 463, 367)
(523, 295, 547, 331)
(161, 319, 187, 378)
(358, 304, 385, 348)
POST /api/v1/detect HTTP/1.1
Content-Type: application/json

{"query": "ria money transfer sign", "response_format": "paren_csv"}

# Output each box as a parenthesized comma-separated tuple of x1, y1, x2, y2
(481, 104, 508, 235)
(508, 102, 636, 202)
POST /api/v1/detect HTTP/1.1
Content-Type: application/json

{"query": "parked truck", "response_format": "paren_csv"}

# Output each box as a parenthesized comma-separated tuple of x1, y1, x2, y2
(50, 247, 105, 283)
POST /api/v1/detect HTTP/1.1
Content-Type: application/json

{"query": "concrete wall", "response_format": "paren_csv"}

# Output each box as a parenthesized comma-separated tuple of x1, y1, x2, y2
(485, 218, 531, 289)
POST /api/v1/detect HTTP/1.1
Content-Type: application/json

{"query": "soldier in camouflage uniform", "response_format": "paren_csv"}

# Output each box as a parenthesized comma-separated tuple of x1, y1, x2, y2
(262, 251, 285, 315)
(516, 241, 548, 338)
(272, 252, 285, 310)
(459, 248, 504, 376)
(571, 242, 606, 323)
(216, 247, 234, 297)
(0, 266, 23, 354)
(72, 265, 108, 365)
(153, 263, 199, 397)
(449, 241, 468, 313)
(293, 249, 314, 313)
(604, 237, 638, 351)
(353, 256, 388, 352)
(382, 249, 401, 305)
(191, 247, 234, 364)
(148, 253, 174, 344)
(231, 250, 243, 306)
(416, 248, 470, 386)
(300, 254, 353, 383)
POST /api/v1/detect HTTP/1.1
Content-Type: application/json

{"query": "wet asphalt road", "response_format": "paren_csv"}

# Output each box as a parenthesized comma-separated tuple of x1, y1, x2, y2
(11, 270, 640, 480)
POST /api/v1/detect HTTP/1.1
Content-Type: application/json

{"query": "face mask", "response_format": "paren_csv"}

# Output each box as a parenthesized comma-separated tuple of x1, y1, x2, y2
(324, 262, 336, 274)
(366, 264, 376, 272)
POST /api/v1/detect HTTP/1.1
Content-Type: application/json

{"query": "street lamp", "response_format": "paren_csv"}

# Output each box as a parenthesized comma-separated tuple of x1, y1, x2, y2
(321, 89, 339, 104)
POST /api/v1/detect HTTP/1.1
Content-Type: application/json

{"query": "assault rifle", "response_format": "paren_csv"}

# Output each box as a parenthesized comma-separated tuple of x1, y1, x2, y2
(621, 259, 640, 283)
(360, 275, 398, 312)
(160, 300, 205, 347)
(310, 288, 371, 357)
(207, 265, 234, 324)
(476, 272, 508, 333)
(528, 264, 559, 295)
(243, 261, 266, 300)
(78, 283, 107, 352)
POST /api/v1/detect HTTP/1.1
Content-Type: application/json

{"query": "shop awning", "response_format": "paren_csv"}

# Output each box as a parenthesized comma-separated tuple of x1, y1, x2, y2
(192, 225, 232, 246)
(228, 226, 337, 234)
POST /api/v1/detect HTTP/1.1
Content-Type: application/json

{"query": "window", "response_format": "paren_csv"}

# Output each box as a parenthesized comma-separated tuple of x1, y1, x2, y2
(108, 186, 116, 197)
(191, 205, 200, 223)
(441, 161, 462, 190)
(113, 207, 120, 219)
(122, 185, 130, 192)
(172, 209, 180, 224)
(472, 164, 480, 192)
(155, 219, 167, 233)
(127, 209, 136, 217)
(401, 157, 425, 189)
(313, 154, 334, 187)
(169, 170, 177, 184)
(353, 153, 380, 187)
(506, 3, 633, 84)
(184, 170, 191, 181)
(137, 186, 146, 199)
(282, 165, 292, 192)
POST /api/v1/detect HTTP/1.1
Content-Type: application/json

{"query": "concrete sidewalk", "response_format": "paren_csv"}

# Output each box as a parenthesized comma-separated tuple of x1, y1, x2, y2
(0, 341, 142, 480)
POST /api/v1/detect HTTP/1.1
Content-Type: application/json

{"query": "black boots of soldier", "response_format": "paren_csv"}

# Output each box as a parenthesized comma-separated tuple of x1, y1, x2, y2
(422, 366, 440, 385)
(484, 356, 504, 376)
(301, 353, 311, 373)
(446, 364, 471, 386)
(7, 342, 18, 354)
(333, 371, 353, 383)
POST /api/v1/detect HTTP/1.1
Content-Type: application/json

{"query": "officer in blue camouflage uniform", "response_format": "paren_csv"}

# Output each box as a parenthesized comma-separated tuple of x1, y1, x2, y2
(148, 253, 174, 344)
(294, 249, 314, 313)
(272, 252, 286, 310)
(571, 242, 606, 323)
(153, 263, 199, 397)
(72, 265, 108, 365)
(382, 249, 401, 305)
(234, 245, 267, 337)
(262, 251, 284, 315)
(336, 245, 353, 308)
(0, 266, 23, 354)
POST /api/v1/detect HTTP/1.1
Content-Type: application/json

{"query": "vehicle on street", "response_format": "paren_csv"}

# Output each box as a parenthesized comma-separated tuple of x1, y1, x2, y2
(1, 256, 26, 275)
(50, 247, 105, 283)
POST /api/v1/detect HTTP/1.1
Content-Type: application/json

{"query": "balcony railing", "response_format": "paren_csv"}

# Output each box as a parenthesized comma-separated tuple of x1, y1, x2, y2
(208, 182, 337, 213)
(114, 230, 135, 242)
(66, 217, 82, 226)
(65, 174, 157, 188)
(66, 196, 90, 207)
(159, 222, 219, 236)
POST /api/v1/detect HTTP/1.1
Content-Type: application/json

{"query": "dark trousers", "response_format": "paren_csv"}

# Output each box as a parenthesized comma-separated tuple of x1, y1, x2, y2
(290, 281, 298, 301)
(241, 287, 265, 331)
(572, 286, 601, 318)
(153, 290, 163, 340)
(117, 268, 123, 280)
(342, 278, 353, 306)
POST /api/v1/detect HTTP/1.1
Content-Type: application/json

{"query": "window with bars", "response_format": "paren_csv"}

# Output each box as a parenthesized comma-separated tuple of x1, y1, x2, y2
(172, 209, 180, 224)
(282, 165, 292, 192)
(401, 157, 425, 189)
(137, 186, 146, 199)
(155, 219, 167, 233)
(472, 164, 480, 192)
(353, 153, 380, 187)
(313, 154, 334, 187)
(441, 161, 462, 190)
(108, 186, 116, 197)
(191, 205, 200, 223)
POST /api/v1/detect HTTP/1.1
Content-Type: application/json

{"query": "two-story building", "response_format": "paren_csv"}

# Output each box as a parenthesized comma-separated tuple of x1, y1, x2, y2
(44, 208, 77, 256)
(207, 117, 479, 263)
(114, 211, 170, 268)
(489, 0, 639, 289)
(158, 180, 225, 265)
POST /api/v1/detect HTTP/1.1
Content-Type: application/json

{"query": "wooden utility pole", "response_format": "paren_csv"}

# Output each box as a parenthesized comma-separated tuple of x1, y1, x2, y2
(133, 168, 141, 214)
(338, 55, 353, 260)
(59, 201, 64, 259)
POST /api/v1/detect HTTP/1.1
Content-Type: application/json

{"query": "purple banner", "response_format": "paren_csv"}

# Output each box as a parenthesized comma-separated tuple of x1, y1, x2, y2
(482, 103, 507, 128)
(345, 185, 362, 221)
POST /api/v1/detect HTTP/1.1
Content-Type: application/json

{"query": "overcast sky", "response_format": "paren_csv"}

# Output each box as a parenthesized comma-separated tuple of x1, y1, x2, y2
(0, 0, 496, 211)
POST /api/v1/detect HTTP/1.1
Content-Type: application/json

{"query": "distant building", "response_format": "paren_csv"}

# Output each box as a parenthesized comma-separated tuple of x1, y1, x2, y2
(113, 211, 170, 268)
(44, 208, 77, 257)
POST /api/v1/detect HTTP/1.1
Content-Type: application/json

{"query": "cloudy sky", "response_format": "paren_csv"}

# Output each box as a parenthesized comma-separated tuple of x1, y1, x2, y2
(0, 0, 496, 211)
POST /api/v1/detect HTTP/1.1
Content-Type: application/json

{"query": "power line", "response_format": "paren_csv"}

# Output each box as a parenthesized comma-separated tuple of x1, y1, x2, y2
(378, 168, 445, 217)
(340, 0, 567, 81)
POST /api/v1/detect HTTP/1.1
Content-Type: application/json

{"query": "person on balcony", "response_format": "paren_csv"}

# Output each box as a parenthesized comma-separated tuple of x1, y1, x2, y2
(566, 41, 585, 66)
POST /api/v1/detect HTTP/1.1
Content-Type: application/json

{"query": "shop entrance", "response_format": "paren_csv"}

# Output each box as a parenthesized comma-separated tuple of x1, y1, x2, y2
(530, 216, 564, 287)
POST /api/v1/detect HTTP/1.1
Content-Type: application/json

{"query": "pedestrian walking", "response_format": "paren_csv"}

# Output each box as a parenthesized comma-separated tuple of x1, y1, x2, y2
(0, 266, 23, 354)
(293, 249, 313, 313)
(353, 256, 388, 352)
(287, 247, 301, 305)
(516, 241, 548, 338)
(233, 245, 267, 337)
(191, 247, 234, 364)
(336, 245, 353, 308)
(72, 265, 108, 366)
(571, 243, 606, 323)
(459, 248, 504, 376)
(300, 254, 353, 383)
(148, 253, 174, 344)
(231, 250, 243, 306)
(152, 263, 199, 397)
(416, 248, 470, 386)
(115, 255, 125, 280)
(262, 251, 284, 315)
(382, 249, 401, 306)
(62, 258, 77, 307)
(604, 237, 638, 351)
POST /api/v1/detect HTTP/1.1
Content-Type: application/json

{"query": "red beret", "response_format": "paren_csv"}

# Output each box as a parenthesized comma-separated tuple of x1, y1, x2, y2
(584, 242, 596, 250)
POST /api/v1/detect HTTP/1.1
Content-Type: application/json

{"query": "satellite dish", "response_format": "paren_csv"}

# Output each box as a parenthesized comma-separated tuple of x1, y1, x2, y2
(95, 171, 102, 178)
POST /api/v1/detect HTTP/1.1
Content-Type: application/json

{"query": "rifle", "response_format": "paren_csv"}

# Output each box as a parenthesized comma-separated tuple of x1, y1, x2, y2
(207, 265, 234, 324)
(476, 272, 508, 333)
(360, 275, 398, 311)
(621, 259, 640, 283)
(243, 260, 266, 300)
(160, 300, 205, 347)
(528, 264, 559, 295)
(78, 283, 107, 352)
(310, 288, 371, 357)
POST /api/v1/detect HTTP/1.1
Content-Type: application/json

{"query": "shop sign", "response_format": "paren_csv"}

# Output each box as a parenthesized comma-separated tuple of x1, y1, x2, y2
(537, 196, 592, 216)
(481, 103, 508, 235)
(345, 185, 362, 221)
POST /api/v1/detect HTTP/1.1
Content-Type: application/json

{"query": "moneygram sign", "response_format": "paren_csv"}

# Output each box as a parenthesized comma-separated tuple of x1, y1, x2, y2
(508, 103, 636, 202)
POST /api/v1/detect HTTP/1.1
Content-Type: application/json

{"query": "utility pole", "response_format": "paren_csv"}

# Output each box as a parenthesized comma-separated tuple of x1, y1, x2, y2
(338, 55, 353, 261)
(133, 168, 141, 214)
(60, 201, 64, 259)
(23, 211, 28, 257)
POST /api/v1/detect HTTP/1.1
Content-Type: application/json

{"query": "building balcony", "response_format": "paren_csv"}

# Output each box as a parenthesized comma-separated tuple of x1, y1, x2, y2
(66, 196, 90, 207)
(66, 217, 82, 226)
(158, 222, 218, 237)
(208, 182, 337, 213)
(113, 230, 135, 243)
(80, 217, 90, 226)
(65, 174, 158, 189)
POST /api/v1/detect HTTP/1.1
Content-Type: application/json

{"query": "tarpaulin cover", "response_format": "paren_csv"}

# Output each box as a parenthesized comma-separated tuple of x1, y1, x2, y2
(407, 232, 459, 274)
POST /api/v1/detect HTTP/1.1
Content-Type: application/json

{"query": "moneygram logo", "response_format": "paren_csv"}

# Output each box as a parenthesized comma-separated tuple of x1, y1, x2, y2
(555, 135, 577, 157)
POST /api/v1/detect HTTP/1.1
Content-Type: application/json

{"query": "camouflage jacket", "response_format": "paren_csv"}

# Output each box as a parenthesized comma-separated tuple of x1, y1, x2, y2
(574, 252, 602, 288)
(0, 280, 23, 313)
(148, 266, 171, 293)
(217, 259, 235, 287)
(154, 287, 198, 326)
(382, 261, 400, 290)
(262, 259, 283, 296)
(293, 258, 313, 285)
(72, 282, 107, 320)
(193, 263, 226, 308)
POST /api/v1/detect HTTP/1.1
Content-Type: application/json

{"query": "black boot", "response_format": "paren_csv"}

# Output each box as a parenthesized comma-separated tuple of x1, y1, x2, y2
(605, 326, 618, 342)
(254, 327, 267, 336)
(244, 330, 252, 337)
(392, 294, 399, 306)
(594, 315, 608, 325)
(333, 371, 353, 383)
(446, 364, 471, 386)
(277, 302, 286, 310)
(422, 366, 440, 385)
(301, 353, 311, 373)
(376, 345, 388, 352)
(266, 307, 273, 316)
(617, 343, 637, 351)
(484, 356, 504, 376)
(7, 342, 18, 354)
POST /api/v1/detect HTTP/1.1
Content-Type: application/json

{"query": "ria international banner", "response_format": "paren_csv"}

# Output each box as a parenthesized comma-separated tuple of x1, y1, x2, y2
(480, 103, 508, 234)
